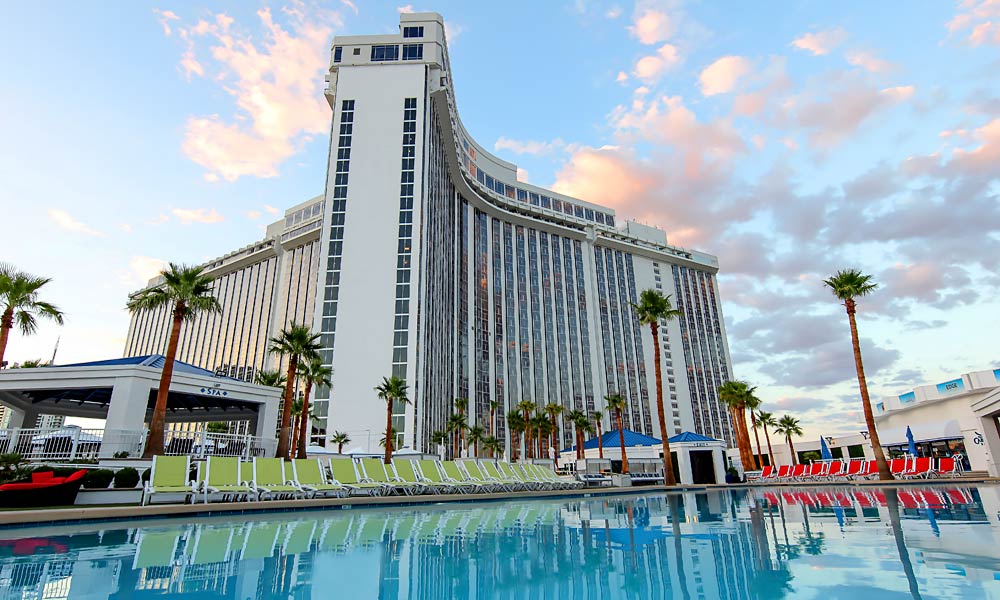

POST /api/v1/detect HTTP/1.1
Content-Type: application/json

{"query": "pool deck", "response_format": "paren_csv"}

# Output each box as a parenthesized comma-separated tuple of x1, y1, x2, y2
(2, 476, 996, 530)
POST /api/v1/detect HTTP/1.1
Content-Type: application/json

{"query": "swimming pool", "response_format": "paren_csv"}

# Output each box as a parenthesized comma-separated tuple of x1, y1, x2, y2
(2, 484, 999, 599)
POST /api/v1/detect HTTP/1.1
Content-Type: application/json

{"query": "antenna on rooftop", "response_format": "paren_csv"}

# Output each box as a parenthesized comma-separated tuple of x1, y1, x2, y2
(50, 336, 60, 365)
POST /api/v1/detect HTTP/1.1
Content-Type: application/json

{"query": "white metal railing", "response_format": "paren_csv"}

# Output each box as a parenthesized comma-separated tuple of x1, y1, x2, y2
(163, 427, 276, 459)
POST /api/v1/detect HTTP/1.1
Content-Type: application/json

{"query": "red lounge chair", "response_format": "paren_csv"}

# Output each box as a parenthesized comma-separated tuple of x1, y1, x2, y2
(805, 463, 826, 480)
(0, 469, 87, 508)
(855, 460, 879, 480)
(821, 461, 846, 479)
(775, 465, 793, 480)
(888, 458, 909, 476)
(758, 465, 775, 481)
(844, 460, 864, 479)
(935, 457, 961, 478)
(945, 488, 973, 505)
(903, 457, 933, 479)
(789, 464, 807, 481)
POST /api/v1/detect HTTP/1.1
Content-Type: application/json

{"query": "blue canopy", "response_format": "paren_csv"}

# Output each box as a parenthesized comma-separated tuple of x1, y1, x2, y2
(565, 429, 723, 452)
(906, 426, 918, 456)
(820, 437, 833, 460)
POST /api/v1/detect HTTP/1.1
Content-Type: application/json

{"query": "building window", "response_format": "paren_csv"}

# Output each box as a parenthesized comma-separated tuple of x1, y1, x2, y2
(353, 47, 361, 55)
(334, 46, 343, 63)
(403, 26, 424, 38)
(371, 44, 399, 61)
(402, 44, 423, 60)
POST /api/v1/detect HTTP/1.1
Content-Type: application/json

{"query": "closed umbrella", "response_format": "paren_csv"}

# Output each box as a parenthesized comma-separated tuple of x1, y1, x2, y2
(905, 426, 918, 457)
(820, 437, 833, 460)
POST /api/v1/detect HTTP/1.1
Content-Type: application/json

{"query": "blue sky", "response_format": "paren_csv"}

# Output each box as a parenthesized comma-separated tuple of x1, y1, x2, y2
(2, 1, 998, 439)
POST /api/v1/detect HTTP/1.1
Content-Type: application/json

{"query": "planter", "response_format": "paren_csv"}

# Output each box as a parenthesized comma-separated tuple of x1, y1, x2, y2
(75, 488, 143, 505)
(0, 470, 87, 508)
(611, 474, 632, 487)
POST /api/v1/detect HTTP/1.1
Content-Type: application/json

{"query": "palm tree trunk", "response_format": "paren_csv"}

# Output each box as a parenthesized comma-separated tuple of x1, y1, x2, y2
(847, 301, 892, 480)
(296, 382, 313, 459)
(787, 435, 796, 465)
(459, 408, 466, 452)
(750, 411, 763, 470)
(337, 441, 344, 453)
(383, 397, 394, 464)
(275, 354, 298, 459)
(730, 406, 752, 472)
(523, 411, 532, 460)
(650, 322, 676, 486)
(763, 425, 775, 467)
(596, 421, 604, 460)
(551, 415, 558, 457)
(144, 305, 184, 458)
(290, 415, 300, 459)
(616, 411, 629, 474)
(0, 308, 13, 367)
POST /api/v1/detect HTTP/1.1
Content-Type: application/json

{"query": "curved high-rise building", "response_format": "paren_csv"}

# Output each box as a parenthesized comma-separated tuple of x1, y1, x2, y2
(125, 12, 735, 454)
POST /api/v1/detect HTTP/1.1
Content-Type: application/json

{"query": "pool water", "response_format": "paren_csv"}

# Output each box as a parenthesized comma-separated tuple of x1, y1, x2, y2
(2, 485, 1000, 599)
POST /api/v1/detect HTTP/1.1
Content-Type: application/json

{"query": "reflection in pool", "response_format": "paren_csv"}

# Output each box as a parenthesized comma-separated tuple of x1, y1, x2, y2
(1, 485, 999, 599)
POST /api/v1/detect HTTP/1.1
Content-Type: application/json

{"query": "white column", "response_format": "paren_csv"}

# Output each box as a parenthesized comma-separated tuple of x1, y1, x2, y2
(5, 406, 39, 429)
(977, 416, 1000, 476)
(102, 376, 153, 457)
(256, 397, 279, 442)
(712, 447, 727, 484)
(675, 446, 693, 485)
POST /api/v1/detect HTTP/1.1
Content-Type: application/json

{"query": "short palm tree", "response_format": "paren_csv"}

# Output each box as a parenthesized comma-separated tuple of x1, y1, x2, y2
(467, 425, 487, 457)
(255, 369, 287, 388)
(506, 410, 526, 460)
(374, 376, 408, 463)
(516, 400, 537, 459)
(534, 413, 553, 458)
(824, 269, 892, 481)
(774, 415, 803, 465)
(454, 397, 469, 450)
(567, 410, 588, 459)
(483, 435, 503, 458)
(268, 323, 322, 459)
(489, 400, 500, 437)
(295, 358, 332, 458)
(605, 394, 630, 474)
(126, 263, 219, 457)
(0, 264, 64, 368)
(632, 289, 681, 485)
(757, 411, 777, 467)
(447, 412, 468, 457)
(379, 427, 397, 448)
(330, 431, 351, 454)
(544, 403, 564, 454)
(592, 410, 606, 459)
(430, 430, 448, 456)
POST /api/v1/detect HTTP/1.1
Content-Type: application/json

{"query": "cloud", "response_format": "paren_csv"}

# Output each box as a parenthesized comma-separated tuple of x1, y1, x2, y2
(946, 0, 1000, 45)
(340, 0, 358, 15)
(445, 21, 466, 43)
(606, 6, 623, 19)
(629, 8, 674, 44)
(125, 256, 170, 287)
(153, 8, 179, 35)
(791, 28, 848, 55)
(699, 55, 752, 96)
(494, 136, 564, 155)
(633, 43, 681, 82)
(616, 71, 629, 83)
(396, 5, 414, 13)
(845, 49, 894, 72)
(171, 208, 225, 224)
(169, 4, 342, 181)
(246, 210, 262, 219)
(263, 204, 280, 215)
(47, 209, 105, 237)
(516, 167, 530, 182)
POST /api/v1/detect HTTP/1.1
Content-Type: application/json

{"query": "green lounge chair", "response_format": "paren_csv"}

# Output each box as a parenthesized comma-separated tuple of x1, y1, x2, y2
(292, 459, 347, 498)
(460, 461, 501, 493)
(283, 521, 317, 555)
(241, 521, 280, 560)
(142, 455, 194, 506)
(133, 529, 183, 569)
(252, 458, 303, 500)
(319, 517, 355, 551)
(328, 459, 384, 496)
(200, 456, 256, 503)
(415, 460, 465, 494)
(500, 462, 541, 491)
(185, 525, 235, 565)
(527, 464, 573, 490)
(392, 459, 436, 494)
(479, 460, 523, 492)
(359, 458, 410, 495)
(440, 461, 489, 493)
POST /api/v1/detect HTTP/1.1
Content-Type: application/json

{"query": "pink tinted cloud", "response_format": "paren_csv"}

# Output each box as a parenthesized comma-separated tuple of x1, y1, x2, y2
(699, 55, 752, 96)
(153, 9, 179, 35)
(629, 8, 674, 44)
(845, 50, 894, 72)
(791, 28, 848, 55)
(633, 44, 681, 82)
(946, 0, 1000, 45)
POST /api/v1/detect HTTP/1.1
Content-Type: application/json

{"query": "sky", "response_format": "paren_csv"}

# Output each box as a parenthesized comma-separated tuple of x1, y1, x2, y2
(1, 0, 998, 440)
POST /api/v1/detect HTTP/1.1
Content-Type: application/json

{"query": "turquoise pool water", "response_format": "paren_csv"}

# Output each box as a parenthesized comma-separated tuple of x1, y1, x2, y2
(2, 484, 999, 599)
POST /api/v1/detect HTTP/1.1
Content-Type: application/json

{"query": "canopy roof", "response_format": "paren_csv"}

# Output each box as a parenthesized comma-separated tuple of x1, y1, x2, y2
(57, 355, 236, 380)
(566, 429, 724, 452)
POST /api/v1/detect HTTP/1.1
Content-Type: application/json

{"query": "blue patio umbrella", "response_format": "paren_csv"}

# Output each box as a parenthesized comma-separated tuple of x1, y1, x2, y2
(820, 437, 833, 460)
(906, 426, 918, 457)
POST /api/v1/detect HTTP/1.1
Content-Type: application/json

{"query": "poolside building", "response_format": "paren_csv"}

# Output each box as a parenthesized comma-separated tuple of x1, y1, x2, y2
(125, 12, 736, 456)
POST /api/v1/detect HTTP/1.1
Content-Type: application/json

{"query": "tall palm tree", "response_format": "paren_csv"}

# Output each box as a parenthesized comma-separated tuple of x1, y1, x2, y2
(0, 264, 64, 368)
(744, 385, 764, 470)
(126, 263, 219, 457)
(467, 425, 487, 457)
(605, 394, 630, 474)
(447, 412, 467, 457)
(483, 436, 503, 458)
(592, 410, 606, 459)
(632, 289, 681, 485)
(430, 430, 448, 456)
(506, 410, 525, 460)
(824, 269, 892, 481)
(774, 415, 803, 465)
(567, 410, 588, 459)
(295, 358, 332, 458)
(516, 400, 537, 459)
(255, 369, 287, 388)
(374, 376, 408, 464)
(330, 431, 351, 454)
(288, 398, 304, 456)
(544, 403, 564, 455)
(489, 400, 500, 437)
(268, 323, 322, 459)
(757, 411, 778, 467)
(719, 380, 755, 471)
(532, 413, 551, 458)
(454, 397, 469, 450)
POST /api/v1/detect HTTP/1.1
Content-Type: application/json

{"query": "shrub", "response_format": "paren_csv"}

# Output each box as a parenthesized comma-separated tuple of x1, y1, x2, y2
(113, 467, 140, 489)
(113, 451, 130, 459)
(141, 468, 151, 483)
(83, 469, 115, 489)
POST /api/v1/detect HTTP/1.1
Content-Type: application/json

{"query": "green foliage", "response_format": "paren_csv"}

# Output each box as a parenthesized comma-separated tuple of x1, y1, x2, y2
(268, 322, 322, 365)
(823, 268, 878, 303)
(141, 468, 151, 483)
(113, 467, 140, 488)
(112, 450, 131, 458)
(799, 451, 822, 463)
(255, 369, 287, 388)
(12, 359, 49, 368)
(775, 415, 803, 439)
(0, 453, 24, 469)
(0, 263, 65, 336)
(632, 289, 681, 327)
(206, 422, 230, 434)
(126, 263, 220, 320)
(83, 469, 115, 489)
(374, 376, 410, 406)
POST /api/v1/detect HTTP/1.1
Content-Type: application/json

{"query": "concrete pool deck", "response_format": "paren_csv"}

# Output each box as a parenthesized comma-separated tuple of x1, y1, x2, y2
(1, 476, 996, 531)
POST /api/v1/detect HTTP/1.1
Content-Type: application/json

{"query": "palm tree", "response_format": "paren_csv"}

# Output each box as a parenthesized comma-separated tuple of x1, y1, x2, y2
(255, 369, 287, 388)
(506, 410, 526, 460)
(824, 269, 892, 481)
(126, 264, 219, 457)
(745, 385, 764, 470)
(330, 431, 351, 454)
(295, 358, 332, 458)
(567, 410, 588, 459)
(430, 430, 448, 456)
(483, 436, 503, 458)
(632, 289, 681, 485)
(454, 397, 469, 450)
(267, 323, 322, 459)
(379, 427, 397, 448)
(489, 400, 500, 437)
(288, 397, 304, 455)
(467, 425, 487, 457)
(544, 403, 564, 455)
(719, 380, 755, 471)
(533, 413, 553, 458)
(374, 376, 408, 464)
(758, 411, 778, 467)
(516, 400, 537, 459)
(605, 394, 630, 474)
(774, 415, 803, 465)
(592, 410, 606, 459)
(0, 264, 65, 368)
